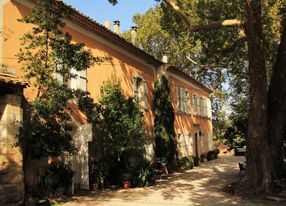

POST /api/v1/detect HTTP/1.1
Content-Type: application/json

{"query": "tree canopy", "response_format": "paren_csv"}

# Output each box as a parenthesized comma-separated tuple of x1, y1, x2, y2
(119, 0, 286, 193)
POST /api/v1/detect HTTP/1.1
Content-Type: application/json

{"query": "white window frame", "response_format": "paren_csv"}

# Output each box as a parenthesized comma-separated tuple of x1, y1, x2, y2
(133, 76, 148, 111)
(70, 68, 87, 91)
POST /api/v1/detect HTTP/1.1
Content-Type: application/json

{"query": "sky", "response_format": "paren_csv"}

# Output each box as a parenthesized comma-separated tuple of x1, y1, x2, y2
(63, 0, 158, 32)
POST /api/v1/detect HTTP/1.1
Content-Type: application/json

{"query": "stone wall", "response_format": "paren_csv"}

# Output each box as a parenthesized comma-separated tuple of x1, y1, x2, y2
(0, 94, 24, 205)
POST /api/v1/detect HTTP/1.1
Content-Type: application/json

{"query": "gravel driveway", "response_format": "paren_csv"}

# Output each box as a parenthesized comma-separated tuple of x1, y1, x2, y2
(63, 156, 284, 206)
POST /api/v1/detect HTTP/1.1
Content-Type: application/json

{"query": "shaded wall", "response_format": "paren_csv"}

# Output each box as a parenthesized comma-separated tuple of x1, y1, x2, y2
(0, 93, 24, 204)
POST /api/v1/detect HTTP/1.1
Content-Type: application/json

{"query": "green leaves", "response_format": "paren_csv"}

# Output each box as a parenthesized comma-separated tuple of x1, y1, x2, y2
(154, 75, 176, 165)
(93, 80, 146, 160)
(17, 0, 98, 159)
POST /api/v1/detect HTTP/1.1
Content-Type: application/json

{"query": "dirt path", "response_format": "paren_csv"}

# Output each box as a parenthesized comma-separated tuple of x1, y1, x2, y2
(63, 156, 284, 206)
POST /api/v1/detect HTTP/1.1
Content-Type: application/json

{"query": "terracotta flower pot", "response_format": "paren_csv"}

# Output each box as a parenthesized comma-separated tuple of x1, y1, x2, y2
(123, 181, 131, 189)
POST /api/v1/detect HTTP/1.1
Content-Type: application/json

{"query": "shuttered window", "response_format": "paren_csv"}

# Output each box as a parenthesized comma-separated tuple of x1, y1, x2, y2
(202, 98, 207, 117)
(133, 76, 148, 111)
(192, 94, 196, 115)
(70, 68, 87, 91)
(196, 96, 201, 116)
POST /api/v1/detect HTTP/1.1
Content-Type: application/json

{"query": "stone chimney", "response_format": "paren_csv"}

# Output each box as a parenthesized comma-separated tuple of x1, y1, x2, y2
(105, 20, 111, 30)
(113, 20, 120, 34)
(162, 52, 168, 63)
(131, 26, 137, 46)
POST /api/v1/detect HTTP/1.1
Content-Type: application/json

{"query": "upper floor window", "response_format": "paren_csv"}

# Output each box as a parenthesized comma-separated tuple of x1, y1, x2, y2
(54, 59, 87, 91)
(133, 76, 148, 110)
(176, 86, 192, 114)
(70, 68, 87, 91)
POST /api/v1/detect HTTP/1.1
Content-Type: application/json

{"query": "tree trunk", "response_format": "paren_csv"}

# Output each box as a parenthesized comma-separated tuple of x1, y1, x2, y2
(243, 0, 273, 192)
(268, 21, 286, 178)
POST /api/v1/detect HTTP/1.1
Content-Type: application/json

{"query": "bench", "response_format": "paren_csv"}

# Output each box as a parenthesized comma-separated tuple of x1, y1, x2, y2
(238, 162, 246, 176)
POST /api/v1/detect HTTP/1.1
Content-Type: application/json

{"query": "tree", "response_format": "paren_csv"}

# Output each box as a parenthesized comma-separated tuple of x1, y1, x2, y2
(16, 3, 102, 196)
(153, 75, 177, 167)
(159, 0, 286, 192)
(111, 0, 286, 192)
(17, 0, 98, 158)
(90, 80, 146, 185)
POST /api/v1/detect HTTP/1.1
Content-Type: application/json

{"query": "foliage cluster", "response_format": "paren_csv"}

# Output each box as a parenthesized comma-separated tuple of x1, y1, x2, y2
(16, 0, 97, 158)
(43, 161, 74, 191)
(89, 80, 147, 188)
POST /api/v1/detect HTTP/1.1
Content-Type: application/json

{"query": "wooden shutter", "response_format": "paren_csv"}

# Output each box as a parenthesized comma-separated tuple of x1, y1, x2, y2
(133, 76, 138, 102)
(207, 98, 212, 119)
(192, 94, 196, 115)
(179, 88, 184, 112)
(187, 92, 192, 114)
(202, 98, 207, 117)
(143, 81, 148, 110)
(175, 85, 180, 112)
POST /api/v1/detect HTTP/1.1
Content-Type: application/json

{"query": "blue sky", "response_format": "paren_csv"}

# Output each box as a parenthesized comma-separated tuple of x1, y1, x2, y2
(63, 0, 158, 32)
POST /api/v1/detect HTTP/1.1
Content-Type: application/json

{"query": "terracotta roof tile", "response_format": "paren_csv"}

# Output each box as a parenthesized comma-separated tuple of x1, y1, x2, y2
(0, 72, 29, 87)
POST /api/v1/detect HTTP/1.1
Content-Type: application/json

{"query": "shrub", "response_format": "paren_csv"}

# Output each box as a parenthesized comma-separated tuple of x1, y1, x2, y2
(138, 167, 157, 187)
(43, 161, 74, 192)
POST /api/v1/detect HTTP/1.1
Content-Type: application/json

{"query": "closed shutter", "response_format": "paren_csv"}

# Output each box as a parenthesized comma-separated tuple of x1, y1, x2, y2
(187, 92, 192, 114)
(192, 94, 196, 115)
(143, 81, 148, 110)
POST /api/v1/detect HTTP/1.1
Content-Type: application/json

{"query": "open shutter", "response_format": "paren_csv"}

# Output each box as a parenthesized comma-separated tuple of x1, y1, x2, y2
(143, 81, 148, 110)
(78, 70, 87, 91)
(133, 76, 138, 102)
(175, 85, 180, 112)
(207, 98, 212, 119)
(202, 98, 207, 117)
(179, 88, 184, 112)
(70, 67, 77, 89)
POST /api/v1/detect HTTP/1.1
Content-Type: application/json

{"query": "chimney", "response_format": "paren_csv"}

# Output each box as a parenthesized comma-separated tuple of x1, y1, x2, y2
(131, 26, 137, 46)
(105, 20, 111, 30)
(162, 52, 168, 63)
(113, 20, 120, 34)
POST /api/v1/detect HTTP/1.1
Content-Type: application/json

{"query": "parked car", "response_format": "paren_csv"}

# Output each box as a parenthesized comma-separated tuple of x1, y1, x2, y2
(234, 145, 246, 156)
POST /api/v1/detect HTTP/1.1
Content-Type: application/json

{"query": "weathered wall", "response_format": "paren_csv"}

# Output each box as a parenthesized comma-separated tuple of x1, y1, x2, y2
(0, 94, 24, 205)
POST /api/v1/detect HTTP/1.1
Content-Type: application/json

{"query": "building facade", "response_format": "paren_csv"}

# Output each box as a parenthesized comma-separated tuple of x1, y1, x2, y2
(0, 0, 213, 201)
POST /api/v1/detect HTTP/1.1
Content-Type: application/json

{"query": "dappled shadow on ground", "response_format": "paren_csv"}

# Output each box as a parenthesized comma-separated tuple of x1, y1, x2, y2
(65, 156, 286, 206)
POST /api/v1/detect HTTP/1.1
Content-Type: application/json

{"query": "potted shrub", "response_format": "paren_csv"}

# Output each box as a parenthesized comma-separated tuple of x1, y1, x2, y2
(207, 151, 215, 161)
(138, 167, 156, 187)
(214, 148, 219, 159)
(194, 156, 200, 166)
(181, 157, 190, 169)
(200, 153, 206, 162)
(120, 172, 132, 189)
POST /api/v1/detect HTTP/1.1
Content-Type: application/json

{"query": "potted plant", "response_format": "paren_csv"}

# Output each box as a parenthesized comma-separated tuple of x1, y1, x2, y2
(188, 156, 194, 169)
(200, 153, 206, 162)
(194, 156, 200, 166)
(207, 151, 215, 161)
(120, 172, 132, 189)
